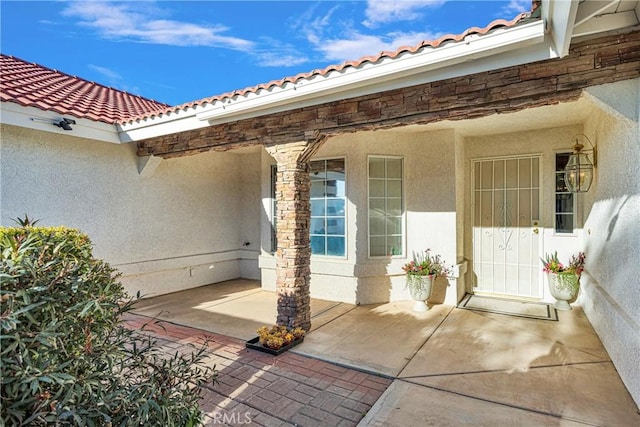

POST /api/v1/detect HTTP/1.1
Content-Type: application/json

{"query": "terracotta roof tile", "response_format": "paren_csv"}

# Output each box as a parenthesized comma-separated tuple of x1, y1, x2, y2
(121, 13, 529, 124)
(2, 12, 531, 126)
(0, 54, 169, 124)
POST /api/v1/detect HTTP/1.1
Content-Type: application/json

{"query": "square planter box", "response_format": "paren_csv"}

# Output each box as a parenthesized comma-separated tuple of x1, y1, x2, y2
(245, 336, 304, 356)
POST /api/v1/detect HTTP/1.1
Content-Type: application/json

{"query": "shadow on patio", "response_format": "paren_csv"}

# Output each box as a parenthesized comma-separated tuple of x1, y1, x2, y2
(131, 279, 640, 426)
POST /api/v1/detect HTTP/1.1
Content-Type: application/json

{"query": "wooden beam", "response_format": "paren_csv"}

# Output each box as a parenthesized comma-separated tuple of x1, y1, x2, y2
(574, 0, 620, 27)
(573, 10, 639, 37)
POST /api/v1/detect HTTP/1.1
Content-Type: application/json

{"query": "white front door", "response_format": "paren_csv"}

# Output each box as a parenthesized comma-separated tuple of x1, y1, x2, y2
(472, 156, 542, 298)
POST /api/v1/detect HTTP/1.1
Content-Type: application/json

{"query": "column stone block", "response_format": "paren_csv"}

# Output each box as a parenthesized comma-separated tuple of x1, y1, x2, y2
(265, 138, 325, 331)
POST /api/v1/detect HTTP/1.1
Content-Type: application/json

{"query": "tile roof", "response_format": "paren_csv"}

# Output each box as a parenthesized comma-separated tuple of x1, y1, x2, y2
(0, 54, 170, 124)
(1, 12, 530, 126)
(124, 12, 529, 124)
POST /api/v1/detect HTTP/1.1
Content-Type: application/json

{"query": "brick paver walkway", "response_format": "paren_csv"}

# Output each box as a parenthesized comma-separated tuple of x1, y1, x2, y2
(124, 314, 392, 427)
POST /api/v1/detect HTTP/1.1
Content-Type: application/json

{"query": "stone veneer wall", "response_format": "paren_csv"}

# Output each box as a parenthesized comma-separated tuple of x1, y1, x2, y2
(265, 140, 324, 330)
(139, 30, 640, 158)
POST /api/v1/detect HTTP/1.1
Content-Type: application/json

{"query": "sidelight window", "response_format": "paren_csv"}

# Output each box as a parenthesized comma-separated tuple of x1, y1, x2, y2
(368, 156, 404, 257)
(555, 153, 575, 233)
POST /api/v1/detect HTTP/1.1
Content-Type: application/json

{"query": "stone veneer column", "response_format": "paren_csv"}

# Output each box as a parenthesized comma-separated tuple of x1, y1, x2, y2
(265, 137, 324, 331)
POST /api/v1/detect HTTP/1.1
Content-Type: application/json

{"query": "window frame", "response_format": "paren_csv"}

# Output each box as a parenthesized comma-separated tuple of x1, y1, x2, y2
(554, 151, 577, 235)
(367, 155, 405, 259)
(309, 157, 347, 258)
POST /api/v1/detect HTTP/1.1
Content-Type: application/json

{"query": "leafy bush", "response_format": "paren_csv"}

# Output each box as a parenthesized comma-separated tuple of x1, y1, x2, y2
(1, 222, 216, 426)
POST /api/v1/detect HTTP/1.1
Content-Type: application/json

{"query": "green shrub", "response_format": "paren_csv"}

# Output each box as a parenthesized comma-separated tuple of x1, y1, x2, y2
(1, 223, 216, 426)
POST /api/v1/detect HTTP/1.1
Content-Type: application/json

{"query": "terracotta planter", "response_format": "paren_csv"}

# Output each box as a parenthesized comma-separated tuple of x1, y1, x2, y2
(407, 275, 434, 312)
(547, 272, 580, 311)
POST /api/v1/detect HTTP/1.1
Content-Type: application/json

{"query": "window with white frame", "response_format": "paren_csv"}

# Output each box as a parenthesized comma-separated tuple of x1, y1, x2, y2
(368, 156, 404, 257)
(555, 152, 575, 233)
(310, 159, 346, 256)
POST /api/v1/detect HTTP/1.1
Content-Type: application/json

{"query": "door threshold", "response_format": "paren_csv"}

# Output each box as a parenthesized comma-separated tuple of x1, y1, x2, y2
(471, 291, 542, 303)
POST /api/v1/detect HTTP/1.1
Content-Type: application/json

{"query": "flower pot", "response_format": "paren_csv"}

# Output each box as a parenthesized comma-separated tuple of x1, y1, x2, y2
(547, 272, 580, 311)
(407, 275, 434, 312)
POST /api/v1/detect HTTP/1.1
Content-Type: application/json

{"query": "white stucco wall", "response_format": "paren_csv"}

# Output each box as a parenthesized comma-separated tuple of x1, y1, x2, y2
(580, 78, 640, 406)
(0, 124, 260, 297)
(260, 129, 460, 305)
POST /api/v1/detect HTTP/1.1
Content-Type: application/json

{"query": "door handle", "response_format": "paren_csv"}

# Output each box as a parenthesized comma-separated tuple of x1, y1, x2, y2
(533, 228, 539, 234)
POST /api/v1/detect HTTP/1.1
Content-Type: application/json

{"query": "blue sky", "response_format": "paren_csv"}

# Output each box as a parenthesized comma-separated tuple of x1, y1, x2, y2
(1, 0, 532, 106)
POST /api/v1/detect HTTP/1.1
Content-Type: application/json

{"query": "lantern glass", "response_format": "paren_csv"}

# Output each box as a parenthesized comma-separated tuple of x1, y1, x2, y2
(564, 152, 594, 192)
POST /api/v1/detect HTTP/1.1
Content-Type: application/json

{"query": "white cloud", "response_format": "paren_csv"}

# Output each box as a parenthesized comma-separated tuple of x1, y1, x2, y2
(318, 30, 443, 63)
(363, 0, 446, 28)
(88, 64, 122, 82)
(501, 0, 532, 16)
(385, 31, 443, 50)
(254, 38, 310, 67)
(294, 2, 442, 64)
(294, 4, 341, 46)
(87, 64, 140, 94)
(257, 54, 309, 68)
(318, 33, 388, 62)
(62, 1, 254, 50)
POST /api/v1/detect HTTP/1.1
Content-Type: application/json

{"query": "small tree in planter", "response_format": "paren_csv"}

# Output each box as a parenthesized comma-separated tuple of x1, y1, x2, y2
(0, 220, 217, 426)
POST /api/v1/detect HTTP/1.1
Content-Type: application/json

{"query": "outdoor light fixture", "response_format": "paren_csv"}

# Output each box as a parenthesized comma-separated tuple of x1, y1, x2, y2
(565, 134, 597, 193)
(30, 117, 76, 131)
(54, 118, 76, 130)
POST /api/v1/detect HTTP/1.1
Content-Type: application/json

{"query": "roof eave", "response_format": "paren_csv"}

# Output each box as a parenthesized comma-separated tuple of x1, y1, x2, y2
(195, 20, 547, 124)
(121, 20, 553, 142)
(1, 102, 123, 144)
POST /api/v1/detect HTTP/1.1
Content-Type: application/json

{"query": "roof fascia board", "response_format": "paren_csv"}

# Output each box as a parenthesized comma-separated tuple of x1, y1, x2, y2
(572, 10, 640, 37)
(117, 107, 210, 143)
(545, 0, 580, 57)
(195, 20, 545, 124)
(120, 21, 547, 141)
(1, 102, 122, 144)
(189, 42, 557, 127)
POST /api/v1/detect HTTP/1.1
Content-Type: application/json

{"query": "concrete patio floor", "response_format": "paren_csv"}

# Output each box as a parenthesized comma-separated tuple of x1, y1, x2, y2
(132, 279, 640, 426)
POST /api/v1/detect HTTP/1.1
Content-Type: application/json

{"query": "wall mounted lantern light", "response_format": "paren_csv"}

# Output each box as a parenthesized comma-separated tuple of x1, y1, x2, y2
(565, 134, 597, 193)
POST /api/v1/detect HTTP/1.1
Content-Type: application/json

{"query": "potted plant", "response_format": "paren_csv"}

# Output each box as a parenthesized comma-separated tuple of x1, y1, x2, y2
(402, 249, 452, 312)
(541, 251, 585, 311)
(246, 325, 306, 355)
